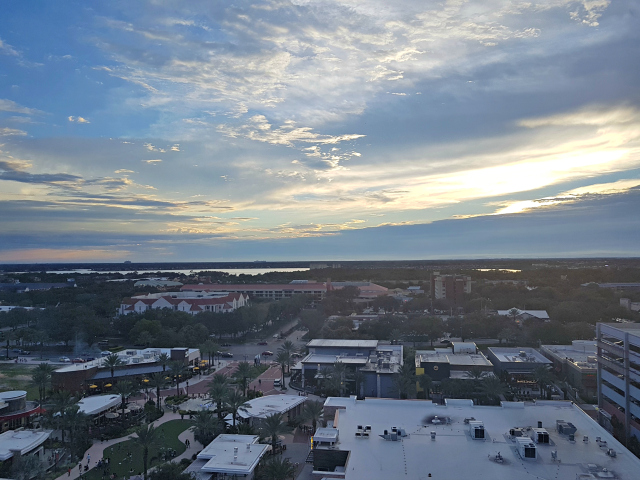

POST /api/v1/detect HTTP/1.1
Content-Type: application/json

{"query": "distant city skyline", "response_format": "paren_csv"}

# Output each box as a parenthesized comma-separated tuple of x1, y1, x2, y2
(1, 1, 639, 262)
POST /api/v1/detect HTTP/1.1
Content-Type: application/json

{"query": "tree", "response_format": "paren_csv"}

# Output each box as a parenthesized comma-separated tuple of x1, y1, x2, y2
(103, 353, 124, 380)
(302, 400, 323, 434)
(275, 351, 289, 388)
(533, 366, 554, 399)
(261, 456, 296, 480)
(234, 362, 253, 396)
(279, 340, 295, 373)
(11, 453, 45, 480)
(479, 377, 507, 405)
(51, 390, 74, 444)
(113, 381, 138, 426)
(330, 362, 348, 397)
(225, 389, 250, 427)
(65, 405, 90, 460)
(393, 363, 417, 399)
(200, 339, 219, 367)
(192, 410, 221, 446)
(259, 413, 292, 451)
(31, 362, 55, 406)
(208, 374, 230, 420)
(418, 374, 432, 399)
(148, 372, 166, 412)
(158, 352, 170, 372)
(170, 361, 187, 397)
(130, 423, 161, 480)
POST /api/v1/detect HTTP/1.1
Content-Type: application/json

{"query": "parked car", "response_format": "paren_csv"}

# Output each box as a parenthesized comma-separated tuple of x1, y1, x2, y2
(71, 358, 86, 363)
(101, 351, 112, 357)
(59, 356, 71, 363)
(262, 351, 274, 356)
(220, 352, 233, 358)
(221, 343, 232, 347)
(257, 341, 268, 345)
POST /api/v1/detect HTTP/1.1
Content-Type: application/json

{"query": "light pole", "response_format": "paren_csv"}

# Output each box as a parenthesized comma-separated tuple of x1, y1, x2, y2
(186, 380, 189, 397)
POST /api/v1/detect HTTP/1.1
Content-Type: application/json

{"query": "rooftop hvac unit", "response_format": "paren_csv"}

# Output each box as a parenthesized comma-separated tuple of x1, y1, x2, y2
(516, 437, 537, 459)
(468, 421, 485, 440)
(531, 428, 550, 444)
(510, 427, 527, 437)
(556, 421, 577, 435)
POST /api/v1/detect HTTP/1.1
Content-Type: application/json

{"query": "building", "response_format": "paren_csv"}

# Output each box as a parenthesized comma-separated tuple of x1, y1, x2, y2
(181, 280, 388, 301)
(224, 395, 307, 427)
(620, 298, 640, 312)
(430, 273, 471, 307)
(0, 429, 51, 464)
(118, 291, 248, 315)
(583, 283, 640, 290)
(185, 434, 270, 480)
(296, 340, 403, 398)
(497, 308, 550, 324)
(310, 396, 640, 480)
(415, 343, 494, 382)
(182, 282, 327, 300)
(596, 323, 640, 444)
(486, 347, 553, 398)
(540, 341, 597, 398)
(133, 279, 183, 288)
(52, 347, 200, 394)
(76, 395, 122, 423)
(0, 391, 43, 433)
(0, 279, 76, 292)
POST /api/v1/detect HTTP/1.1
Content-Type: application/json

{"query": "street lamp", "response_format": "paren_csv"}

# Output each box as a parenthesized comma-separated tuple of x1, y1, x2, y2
(186, 380, 189, 396)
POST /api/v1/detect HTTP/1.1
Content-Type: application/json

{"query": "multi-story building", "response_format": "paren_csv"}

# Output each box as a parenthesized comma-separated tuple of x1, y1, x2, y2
(596, 323, 640, 444)
(415, 343, 494, 382)
(430, 273, 471, 307)
(312, 396, 640, 480)
(0, 391, 42, 433)
(540, 341, 597, 398)
(118, 291, 248, 315)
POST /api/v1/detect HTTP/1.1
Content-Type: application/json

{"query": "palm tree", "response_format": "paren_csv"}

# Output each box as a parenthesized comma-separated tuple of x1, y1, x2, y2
(199, 339, 219, 367)
(234, 362, 253, 396)
(261, 456, 296, 480)
(533, 366, 554, 399)
(31, 362, 55, 406)
(350, 369, 365, 399)
(192, 410, 220, 446)
(65, 405, 90, 459)
(464, 367, 488, 381)
(11, 454, 45, 480)
(52, 390, 74, 444)
(302, 400, 323, 434)
(279, 340, 295, 373)
(113, 381, 138, 426)
(275, 351, 289, 389)
(208, 375, 230, 420)
(331, 362, 347, 397)
(418, 374, 432, 399)
(148, 372, 166, 412)
(393, 363, 417, 399)
(479, 377, 507, 405)
(130, 423, 161, 480)
(225, 390, 251, 428)
(158, 352, 170, 372)
(259, 413, 292, 452)
(103, 353, 124, 380)
(170, 361, 187, 397)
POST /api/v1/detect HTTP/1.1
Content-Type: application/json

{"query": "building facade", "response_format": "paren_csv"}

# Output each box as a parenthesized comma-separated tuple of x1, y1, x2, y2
(540, 340, 597, 399)
(119, 291, 248, 315)
(430, 273, 471, 307)
(596, 323, 640, 444)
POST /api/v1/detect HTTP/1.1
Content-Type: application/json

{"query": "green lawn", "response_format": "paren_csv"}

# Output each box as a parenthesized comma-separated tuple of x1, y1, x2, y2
(82, 420, 192, 479)
(0, 363, 40, 401)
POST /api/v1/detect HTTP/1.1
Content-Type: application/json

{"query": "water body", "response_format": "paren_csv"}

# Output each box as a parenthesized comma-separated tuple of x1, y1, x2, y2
(8, 267, 310, 276)
(474, 268, 522, 273)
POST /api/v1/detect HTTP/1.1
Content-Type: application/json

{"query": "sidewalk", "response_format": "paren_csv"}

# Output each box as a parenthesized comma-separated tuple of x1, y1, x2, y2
(54, 411, 184, 480)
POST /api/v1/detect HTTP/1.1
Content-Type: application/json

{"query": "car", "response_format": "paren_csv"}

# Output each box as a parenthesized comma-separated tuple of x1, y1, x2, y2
(101, 351, 112, 357)
(257, 341, 268, 345)
(59, 357, 71, 363)
(220, 352, 233, 358)
(71, 358, 86, 364)
(440, 339, 451, 345)
(221, 343, 231, 347)
(273, 378, 282, 387)
(262, 351, 274, 356)
(291, 352, 303, 359)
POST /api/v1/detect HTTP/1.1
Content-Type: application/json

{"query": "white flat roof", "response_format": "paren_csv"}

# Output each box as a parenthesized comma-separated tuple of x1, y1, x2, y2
(321, 397, 640, 480)
(417, 353, 493, 367)
(238, 395, 306, 420)
(197, 435, 268, 475)
(308, 339, 378, 348)
(303, 354, 368, 365)
(541, 342, 598, 369)
(55, 347, 199, 373)
(488, 347, 552, 365)
(0, 429, 51, 461)
(77, 395, 121, 416)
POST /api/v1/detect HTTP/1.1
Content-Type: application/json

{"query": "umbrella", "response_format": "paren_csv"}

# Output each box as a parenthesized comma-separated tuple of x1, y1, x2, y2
(105, 383, 112, 387)
(105, 412, 119, 419)
(89, 385, 98, 389)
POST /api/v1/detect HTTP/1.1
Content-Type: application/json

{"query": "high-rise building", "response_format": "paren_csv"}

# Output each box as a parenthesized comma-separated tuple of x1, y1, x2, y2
(596, 322, 640, 444)
(430, 272, 471, 307)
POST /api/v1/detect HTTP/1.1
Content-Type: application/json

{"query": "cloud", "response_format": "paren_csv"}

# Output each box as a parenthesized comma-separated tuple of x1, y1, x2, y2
(114, 169, 135, 174)
(0, 38, 19, 56)
(68, 116, 90, 123)
(0, 159, 81, 186)
(0, 99, 43, 115)
(0, 128, 27, 137)
(142, 159, 162, 164)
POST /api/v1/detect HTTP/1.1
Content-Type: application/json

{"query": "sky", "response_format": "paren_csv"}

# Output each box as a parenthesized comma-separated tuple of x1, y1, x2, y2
(1, 0, 639, 262)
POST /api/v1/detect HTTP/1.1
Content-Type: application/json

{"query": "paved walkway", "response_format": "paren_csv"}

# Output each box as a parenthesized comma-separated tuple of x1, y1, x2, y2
(54, 411, 185, 480)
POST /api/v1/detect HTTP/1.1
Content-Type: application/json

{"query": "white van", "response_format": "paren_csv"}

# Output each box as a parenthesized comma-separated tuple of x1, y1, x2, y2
(273, 378, 282, 387)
